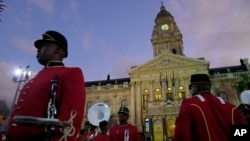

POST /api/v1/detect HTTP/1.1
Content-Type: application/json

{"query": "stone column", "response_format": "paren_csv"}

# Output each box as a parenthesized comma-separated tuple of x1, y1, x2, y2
(150, 81, 154, 101)
(135, 81, 142, 127)
(130, 81, 136, 124)
(184, 77, 190, 98)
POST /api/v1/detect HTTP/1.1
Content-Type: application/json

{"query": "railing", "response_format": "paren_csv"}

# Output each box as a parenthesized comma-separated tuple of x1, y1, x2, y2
(146, 104, 180, 115)
(86, 83, 130, 91)
(210, 71, 250, 80)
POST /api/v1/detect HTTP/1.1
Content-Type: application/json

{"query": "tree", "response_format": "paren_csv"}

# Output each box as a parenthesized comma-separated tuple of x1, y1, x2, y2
(0, 99, 10, 117)
(0, 0, 7, 21)
(235, 73, 250, 94)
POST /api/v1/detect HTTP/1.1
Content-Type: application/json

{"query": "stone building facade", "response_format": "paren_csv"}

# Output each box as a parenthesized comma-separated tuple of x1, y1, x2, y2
(83, 3, 250, 141)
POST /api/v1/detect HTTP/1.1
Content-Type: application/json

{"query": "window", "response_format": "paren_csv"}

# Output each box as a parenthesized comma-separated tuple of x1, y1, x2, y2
(123, 82, 129, 88)
(167, 87, 173, 101)
(178, 86, 185, 100)
(154, 88, 162, 101)
(172, 49, 177, 54)
(143, 89, 149, 101)
(143, 89, 149, 108)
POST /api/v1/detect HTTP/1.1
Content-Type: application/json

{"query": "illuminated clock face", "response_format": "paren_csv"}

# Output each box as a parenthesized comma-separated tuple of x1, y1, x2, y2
(161, 24, 169, 31)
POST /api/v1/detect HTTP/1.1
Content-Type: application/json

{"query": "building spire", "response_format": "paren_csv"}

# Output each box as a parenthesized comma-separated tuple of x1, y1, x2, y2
(161, 1, 166, 11)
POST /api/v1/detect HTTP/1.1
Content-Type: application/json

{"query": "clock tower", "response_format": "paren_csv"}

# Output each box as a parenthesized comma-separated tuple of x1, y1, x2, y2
(151, 2, 184, 57)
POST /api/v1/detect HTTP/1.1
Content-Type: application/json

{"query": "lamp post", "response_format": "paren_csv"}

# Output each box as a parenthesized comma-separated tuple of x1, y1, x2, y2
(11, 65, 31, 107)
(4, 65, 31, 135)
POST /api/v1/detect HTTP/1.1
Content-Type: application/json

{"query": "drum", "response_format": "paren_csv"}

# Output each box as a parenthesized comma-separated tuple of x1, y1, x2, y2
(13, 115, 70, 128)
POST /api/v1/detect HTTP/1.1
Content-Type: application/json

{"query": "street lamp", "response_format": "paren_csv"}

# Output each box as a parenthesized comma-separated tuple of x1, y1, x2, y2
(2, 65, 31, 139)
(12, 65, 31, 82)
(12, 65, 31, 106)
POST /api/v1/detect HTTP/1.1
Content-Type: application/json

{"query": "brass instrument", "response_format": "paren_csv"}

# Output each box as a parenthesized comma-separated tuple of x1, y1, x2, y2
(87, 103, 111, 126)
(85, 103, 111, 141)
(240, 90, 250, 104)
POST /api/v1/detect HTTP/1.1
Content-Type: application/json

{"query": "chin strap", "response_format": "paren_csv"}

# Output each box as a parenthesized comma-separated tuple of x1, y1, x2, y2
(59, 110, 77, 141)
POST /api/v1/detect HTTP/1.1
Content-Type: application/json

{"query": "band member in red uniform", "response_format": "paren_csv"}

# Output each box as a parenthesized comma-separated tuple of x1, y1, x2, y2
(238, 104, 250, 125)
(93, 120, 109, 141)
(77, 123, 97, 141)
(6, 30, 86, 141)
(0, 130, 2, 141)
(109, 106, 141, 141)
(174, 74, 247, 141)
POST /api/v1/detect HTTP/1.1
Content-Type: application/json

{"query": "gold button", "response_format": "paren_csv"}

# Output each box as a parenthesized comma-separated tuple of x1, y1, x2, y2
(29, 80, 34, 83)
(26, 86, 30, 88)
(19, 99, 24, 102)
(16, 107, 21, 110)
(22, 92, 27, 95)
(11, 123, 17, 127)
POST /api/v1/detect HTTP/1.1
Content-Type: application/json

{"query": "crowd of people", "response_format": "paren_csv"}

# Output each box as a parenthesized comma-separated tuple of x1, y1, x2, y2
(0, 30, 250, 141)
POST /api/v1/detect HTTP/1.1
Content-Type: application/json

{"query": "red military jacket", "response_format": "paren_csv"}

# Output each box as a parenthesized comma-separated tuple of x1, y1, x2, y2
(174, 93, 248, 141)
(6, 62, 86, 141)
(76, 131, 96, 141)
(109, 124, 141, 141)
(93, 133, 109, 141)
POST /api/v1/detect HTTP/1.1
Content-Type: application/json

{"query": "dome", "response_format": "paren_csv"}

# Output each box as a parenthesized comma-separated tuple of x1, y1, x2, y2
(156, 3, 173, 19)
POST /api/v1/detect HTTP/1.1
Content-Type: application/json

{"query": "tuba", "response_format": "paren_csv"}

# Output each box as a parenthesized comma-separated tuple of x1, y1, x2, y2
(87, 102, 111, 126)
(240, 90, 250, 104)
(84, 103, 110, 141)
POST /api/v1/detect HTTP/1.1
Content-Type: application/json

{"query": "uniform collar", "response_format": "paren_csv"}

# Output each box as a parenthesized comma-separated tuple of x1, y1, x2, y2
(46, 61, 64, 68)
(119, 123, 128, 126)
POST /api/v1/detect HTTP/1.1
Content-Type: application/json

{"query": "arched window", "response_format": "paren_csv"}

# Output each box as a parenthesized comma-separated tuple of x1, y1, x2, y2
(154, 88, 162, 101)
(143, 89, 149, 108)
(178, 86, 186, 100)
(167, 87, 173, 101)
